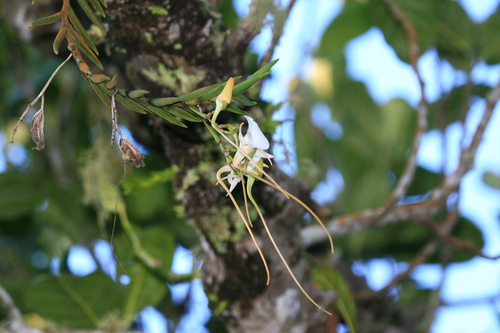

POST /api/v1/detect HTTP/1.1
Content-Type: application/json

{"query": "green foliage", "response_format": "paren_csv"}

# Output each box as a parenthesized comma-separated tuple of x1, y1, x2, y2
(335, 217, 483, 263)
(3, 0, 500, 330)
(0, 173, 43, 220)
(483, 171, 500, 190)
(313, 267, 357, 333)
(26, 272, 122, 329)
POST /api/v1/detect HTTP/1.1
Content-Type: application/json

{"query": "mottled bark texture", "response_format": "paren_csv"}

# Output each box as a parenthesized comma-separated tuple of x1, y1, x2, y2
(103, 1, 332, 332)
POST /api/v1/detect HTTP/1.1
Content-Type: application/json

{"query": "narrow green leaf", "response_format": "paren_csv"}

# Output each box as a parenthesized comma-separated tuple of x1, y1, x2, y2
(149, 96, 182, 107)
(68, 7, 98, 54)
(232, 60, 278, 95)
(87, 79, 112, 108)
(69, 24, 103, 69)
(232, 94, 257, 106)
(197, 76, 242, 103)
(122, 264, 169, 323)
(179, 83, 221, 103)
(114, 90, 147, 114)
(312, 267, 358, 333)
(53, 26, 68, 54)
(30, 11, 62, 28)
(187, 105, 206, 118)
(167, 106, 202, 122)
(88, 0, 106, 17)
(76, 0, 105, 33)
(144, 105, 188, 127)
(226, 104, 247, 115)
(254, 58, 279, 75)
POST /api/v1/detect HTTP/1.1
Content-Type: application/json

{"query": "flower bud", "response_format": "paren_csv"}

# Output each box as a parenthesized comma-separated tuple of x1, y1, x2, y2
(217, 77, 234, 106)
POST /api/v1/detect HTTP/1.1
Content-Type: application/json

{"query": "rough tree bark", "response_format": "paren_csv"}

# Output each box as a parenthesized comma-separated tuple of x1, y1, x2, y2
(102, 0, 335, 332)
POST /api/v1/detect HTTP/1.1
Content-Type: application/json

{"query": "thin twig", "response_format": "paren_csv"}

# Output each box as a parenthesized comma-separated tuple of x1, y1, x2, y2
(259, 0, 298, 67)
(423, 220, 500, 260)
(380, 0, 428, 212)
(432, 80, 500, 199)
(355, 204, 460, 301)
(10, 53, 73, 144)
(354, 237, 439, 300)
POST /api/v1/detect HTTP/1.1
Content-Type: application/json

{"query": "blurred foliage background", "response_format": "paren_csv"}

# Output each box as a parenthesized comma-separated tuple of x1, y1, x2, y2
(1, 0, 500, 332)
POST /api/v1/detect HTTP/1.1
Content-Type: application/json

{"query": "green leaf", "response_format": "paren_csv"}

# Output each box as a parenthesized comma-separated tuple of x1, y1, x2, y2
(25, 272, 123, 329)
(479, 10, 500, 64)
(167, 106, 203, 122)
(197, 77, 242, 103)
(30, 11, 62, 28)
(179, 82, 222, 104)
(335, 217, 484, 263)
(150, 96, 182, 107)
(53, 25, 68, 54)
(148, 5, 169, 16)
(483, 171, 500, 190)
(226, 103, 247, 115)
(232, 59, 278, 95)
(122, 263, 169, 323)
(0, 173, 42, 220)
(318, 1, 373, 58)
(312, 267, 357, 333)
(76, 0, 105, 34)
(122, 166, 179, 194)
(232, 94, 257, 106)
(69, 24, 103, 69)
(88, 0, 106, 18)
(373, 0, 439, 63)
(434, 0, 476, 70)
(115, 225, 177, 278)
(68, 7, 99, 54)
(143, 104, 187, 127)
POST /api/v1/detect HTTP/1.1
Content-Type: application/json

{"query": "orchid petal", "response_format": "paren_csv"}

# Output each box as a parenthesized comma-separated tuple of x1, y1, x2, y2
(244, 116, 270, 150)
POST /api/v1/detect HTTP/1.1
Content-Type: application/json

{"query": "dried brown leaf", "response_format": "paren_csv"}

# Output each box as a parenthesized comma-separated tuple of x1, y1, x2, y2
(118, 137, 146, 168)
(31, 108, 45, 151)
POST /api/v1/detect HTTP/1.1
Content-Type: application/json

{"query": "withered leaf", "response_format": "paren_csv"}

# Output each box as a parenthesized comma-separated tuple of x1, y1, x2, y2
(118, 137, 146, 168)
(31, 108, 45, 151)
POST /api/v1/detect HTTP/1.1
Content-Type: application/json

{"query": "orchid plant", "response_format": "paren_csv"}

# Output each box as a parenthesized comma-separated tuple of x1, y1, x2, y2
(209, 78, 335, 314)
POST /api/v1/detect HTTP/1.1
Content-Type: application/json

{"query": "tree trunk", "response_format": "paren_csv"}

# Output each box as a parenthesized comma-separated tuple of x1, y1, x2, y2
(104, 0, 332, 331)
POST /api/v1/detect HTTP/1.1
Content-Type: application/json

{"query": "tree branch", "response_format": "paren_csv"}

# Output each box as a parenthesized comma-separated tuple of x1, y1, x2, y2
(225, 0, 277, 58)
(302, 81, 500, 247)
(380, 0, 427, 212)
(0, 283, 42, 333)
(259, 0, 298, 67)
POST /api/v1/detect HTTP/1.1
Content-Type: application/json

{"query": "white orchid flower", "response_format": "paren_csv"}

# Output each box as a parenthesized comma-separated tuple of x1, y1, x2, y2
(233, 116, 274, 168)
(226, 170, 241, 193)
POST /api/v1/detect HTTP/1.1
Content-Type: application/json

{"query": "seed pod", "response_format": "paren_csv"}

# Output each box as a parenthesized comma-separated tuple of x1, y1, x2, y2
(119, 136, 146, 168)
(31, 108, 45, 151)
